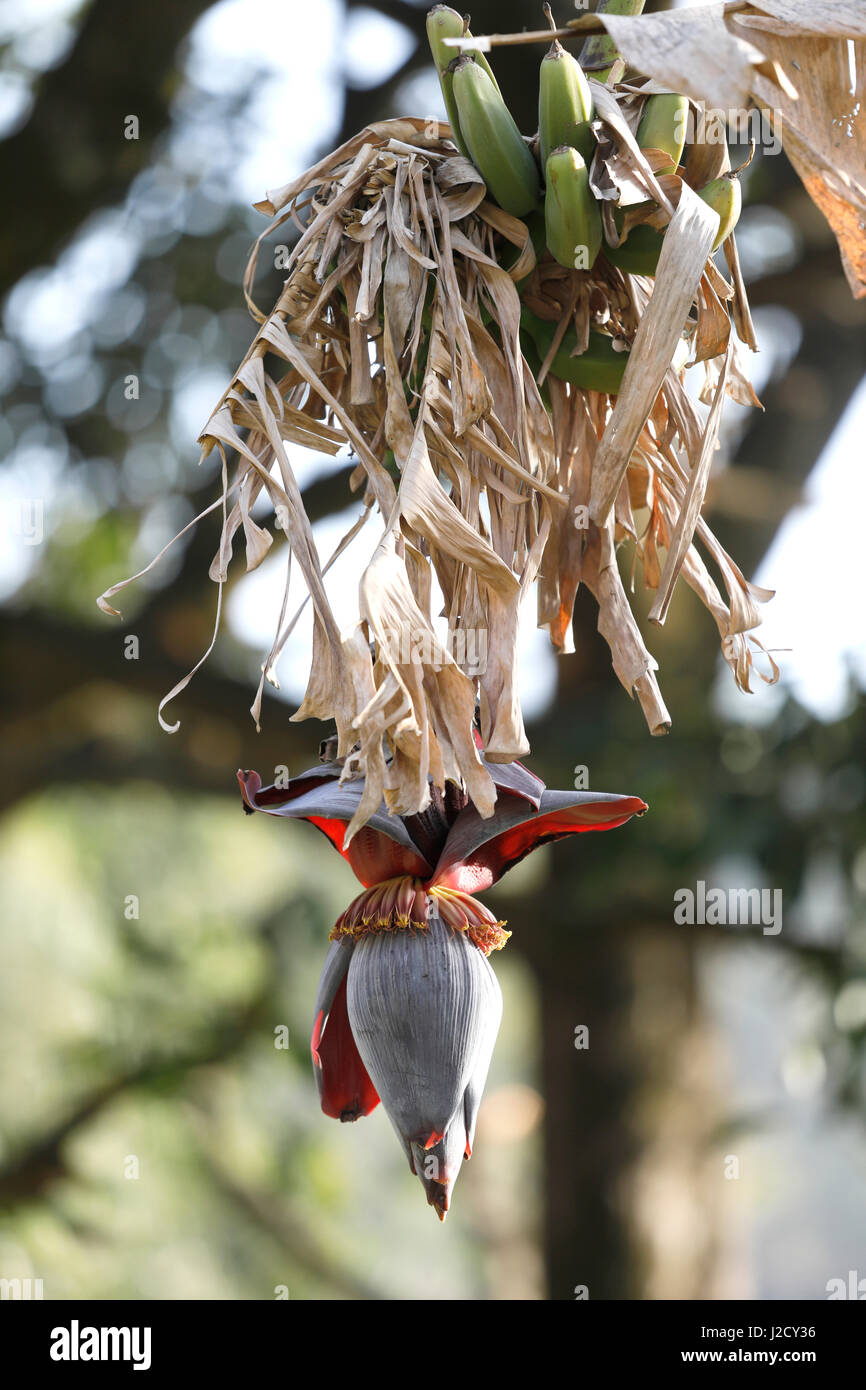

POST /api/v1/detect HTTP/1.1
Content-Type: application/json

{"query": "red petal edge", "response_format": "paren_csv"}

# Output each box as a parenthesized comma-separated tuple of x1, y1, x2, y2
(238, 769, 431, 887)
(432, 794, 648, 892)
(311, 976, 379, 1122)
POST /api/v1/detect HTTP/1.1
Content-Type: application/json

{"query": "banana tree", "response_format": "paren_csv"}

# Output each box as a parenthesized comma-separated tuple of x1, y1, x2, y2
(98, 0, 865, 1216)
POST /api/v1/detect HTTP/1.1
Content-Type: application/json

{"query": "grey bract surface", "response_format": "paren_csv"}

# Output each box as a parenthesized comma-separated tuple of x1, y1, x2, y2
(346, 909, 502, 1213)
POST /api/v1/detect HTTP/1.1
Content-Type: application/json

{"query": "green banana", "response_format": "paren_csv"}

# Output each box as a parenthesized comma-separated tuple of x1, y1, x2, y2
(544, 145, 602, 270)
(426, 7, 505, 157)
(636, 93, 689, 176)
(452, 56, 541, 217)
(604, 221, 664, 276)
(605, 173, 740, 272)
(698, 173, 742, 250)
(538, 40, 595, 168)
(520, 307, 628, 395)
(580, 0, 647, 86)
(426, 7, 501, 93)
(426, 7, 470, 156)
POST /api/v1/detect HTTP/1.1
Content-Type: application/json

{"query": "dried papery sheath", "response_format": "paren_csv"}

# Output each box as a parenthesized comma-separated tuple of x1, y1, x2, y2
(98, 0, 866, 842)
(97, 97, 778, 826)
(95, 3, 866, 833)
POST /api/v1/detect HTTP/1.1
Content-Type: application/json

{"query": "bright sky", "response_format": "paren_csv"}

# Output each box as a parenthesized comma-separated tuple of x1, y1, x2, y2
(716, 376, 866, 725)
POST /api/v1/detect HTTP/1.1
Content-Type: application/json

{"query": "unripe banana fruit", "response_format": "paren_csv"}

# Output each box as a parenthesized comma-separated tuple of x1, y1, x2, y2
(606, 173, 741, 274)
(698, 174, 742, 250)
(426, 7, 470, 156)
(544, 145, 602, 271)
(636, 93, 689, 176)
(539, 40, 595, 169)
(452, 56, 541, 217)
(520, 307, 628, 395)
(426, 7, 501, 93)
(604, 221, 664, 276)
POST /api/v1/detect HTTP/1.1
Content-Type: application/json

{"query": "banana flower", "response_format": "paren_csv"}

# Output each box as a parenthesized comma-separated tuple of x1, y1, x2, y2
(239, 753, 645, 1219)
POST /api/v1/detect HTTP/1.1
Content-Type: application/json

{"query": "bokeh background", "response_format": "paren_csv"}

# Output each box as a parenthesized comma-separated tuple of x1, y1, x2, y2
(1, 0, 865, 1300)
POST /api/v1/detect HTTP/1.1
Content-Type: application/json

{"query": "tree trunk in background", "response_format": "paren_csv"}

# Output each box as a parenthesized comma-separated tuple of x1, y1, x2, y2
(522, 604, 646, 1299)
(523, 594, 720, 1300)
(530, 908, 643, 1299)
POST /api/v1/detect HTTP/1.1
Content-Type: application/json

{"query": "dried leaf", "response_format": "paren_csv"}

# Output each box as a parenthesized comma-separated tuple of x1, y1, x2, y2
(649, 344, 730, 626)
(589, 183, 719, 525)
(598, 3, 767, 111)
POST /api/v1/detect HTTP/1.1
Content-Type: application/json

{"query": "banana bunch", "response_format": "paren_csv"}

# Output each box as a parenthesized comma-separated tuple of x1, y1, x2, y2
(426, 9, 607, 269)
(424, 8, 743, 393)
(538, 35, 602, 272)
(427, 7, 539, 215)
(426, 9, 609, 268)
